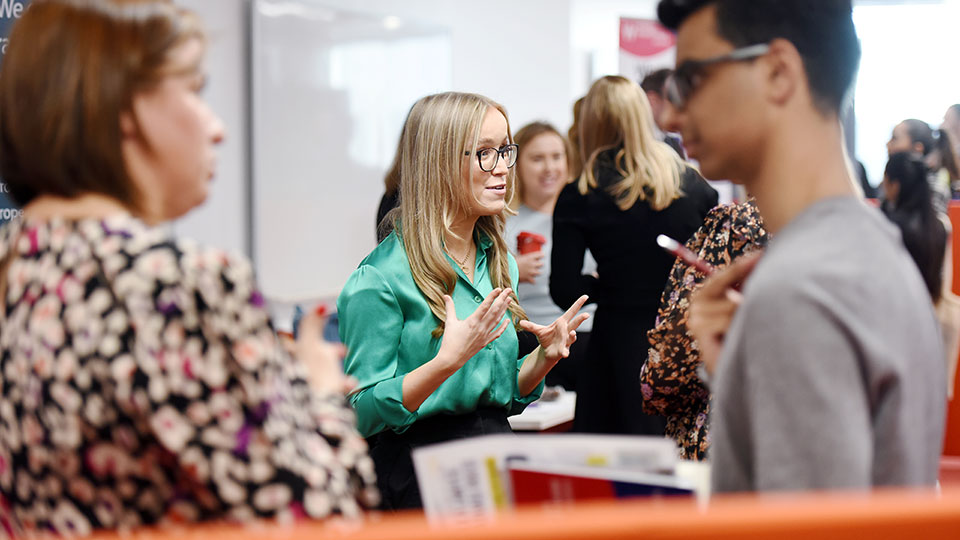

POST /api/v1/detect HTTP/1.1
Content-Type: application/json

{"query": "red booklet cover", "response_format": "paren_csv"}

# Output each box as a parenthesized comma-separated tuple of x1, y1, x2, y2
(509, 462, 694, 504)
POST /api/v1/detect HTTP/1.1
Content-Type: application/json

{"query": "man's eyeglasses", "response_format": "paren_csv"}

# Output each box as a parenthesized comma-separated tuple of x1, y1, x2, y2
(664, 43, 770, 109)
(464, 144, 519, 172)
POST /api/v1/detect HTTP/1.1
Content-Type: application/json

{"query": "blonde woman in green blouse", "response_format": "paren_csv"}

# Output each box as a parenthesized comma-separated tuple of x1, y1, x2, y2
(338, 92, 589, 510)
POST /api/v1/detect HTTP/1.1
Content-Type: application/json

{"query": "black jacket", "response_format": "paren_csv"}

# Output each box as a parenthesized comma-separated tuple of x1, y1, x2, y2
(551, 150, 718, 317)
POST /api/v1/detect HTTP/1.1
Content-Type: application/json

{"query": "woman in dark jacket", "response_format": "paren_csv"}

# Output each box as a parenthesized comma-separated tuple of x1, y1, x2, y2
(551, 75, 717, 435)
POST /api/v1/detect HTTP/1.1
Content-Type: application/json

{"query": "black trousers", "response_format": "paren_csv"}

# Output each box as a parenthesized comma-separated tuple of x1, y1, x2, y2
(572, 307, 666, 435)
(516, 329, 592, 391)
(366, 407, 513, 511)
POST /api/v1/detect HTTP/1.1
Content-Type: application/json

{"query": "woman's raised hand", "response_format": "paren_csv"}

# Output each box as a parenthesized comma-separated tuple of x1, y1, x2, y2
(519, 294, 590, 364)
(438, 287, 514, 369)
(400, 288, 515, 413)
(292, 307, 356, 395)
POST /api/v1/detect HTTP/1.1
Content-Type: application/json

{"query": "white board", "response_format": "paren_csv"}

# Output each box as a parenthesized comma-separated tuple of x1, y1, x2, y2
(251, 0, 452, 302)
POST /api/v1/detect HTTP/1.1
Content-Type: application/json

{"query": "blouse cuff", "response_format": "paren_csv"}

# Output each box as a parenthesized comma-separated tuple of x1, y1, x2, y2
(510, 356, 545, 415)
(372, 376, 419, 433)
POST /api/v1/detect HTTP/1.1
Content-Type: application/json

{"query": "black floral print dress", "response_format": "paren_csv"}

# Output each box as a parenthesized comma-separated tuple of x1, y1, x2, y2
(0, 216, 378, 537)
(640, 201, 768, 461)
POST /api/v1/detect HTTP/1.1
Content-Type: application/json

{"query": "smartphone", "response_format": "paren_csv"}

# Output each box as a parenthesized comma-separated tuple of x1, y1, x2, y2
(656, 234, 714, 275)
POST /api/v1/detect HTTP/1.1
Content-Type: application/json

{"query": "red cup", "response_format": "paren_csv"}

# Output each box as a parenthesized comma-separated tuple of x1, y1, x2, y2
(517, 231, 547, 254)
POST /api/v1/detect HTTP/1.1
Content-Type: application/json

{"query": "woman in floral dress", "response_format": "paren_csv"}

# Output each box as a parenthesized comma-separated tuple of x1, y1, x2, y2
(640, 201, 767, 460)
(0, 1, 376, 536)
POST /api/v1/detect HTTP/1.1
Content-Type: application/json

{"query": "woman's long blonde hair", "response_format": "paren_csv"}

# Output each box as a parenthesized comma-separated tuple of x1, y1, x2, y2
(578, 75, 684, 211)
(398, 92, 526, 337)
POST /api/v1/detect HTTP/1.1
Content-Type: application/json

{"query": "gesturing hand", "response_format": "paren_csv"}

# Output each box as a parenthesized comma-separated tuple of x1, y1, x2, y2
(687, 252, 761, 376)
(438, 288, 514, 370)
(519, 294, 590, 364)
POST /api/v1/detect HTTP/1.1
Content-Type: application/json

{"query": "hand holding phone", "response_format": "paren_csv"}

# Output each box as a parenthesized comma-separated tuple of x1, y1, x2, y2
(656, 234, 715, 275)
(686, 252, 761, 376)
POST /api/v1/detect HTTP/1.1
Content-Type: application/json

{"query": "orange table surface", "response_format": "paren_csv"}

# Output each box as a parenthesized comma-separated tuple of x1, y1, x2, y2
(85, 488, 960, 540)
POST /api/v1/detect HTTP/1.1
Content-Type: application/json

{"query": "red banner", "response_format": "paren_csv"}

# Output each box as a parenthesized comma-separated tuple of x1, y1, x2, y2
(618, 17, 676, 83)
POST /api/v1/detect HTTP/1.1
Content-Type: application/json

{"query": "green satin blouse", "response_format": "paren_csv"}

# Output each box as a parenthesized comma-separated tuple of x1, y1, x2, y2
(337, 230, 543, 438)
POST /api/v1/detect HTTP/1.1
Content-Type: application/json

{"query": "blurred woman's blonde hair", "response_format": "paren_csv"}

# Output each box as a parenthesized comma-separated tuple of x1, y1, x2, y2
(398, 92, 525, 337)
(578, 75, 684, 211)
(568, 97, 585, 180)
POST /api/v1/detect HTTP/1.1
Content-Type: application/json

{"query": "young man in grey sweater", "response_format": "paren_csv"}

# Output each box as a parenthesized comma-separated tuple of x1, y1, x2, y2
(657, 0, 945, 493)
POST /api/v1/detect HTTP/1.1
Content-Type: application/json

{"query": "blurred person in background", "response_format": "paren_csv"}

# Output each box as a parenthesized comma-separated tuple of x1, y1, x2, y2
(375, 158, 400, 243)
(0, 0, 377, 535)
(641, 68, 687, 158)
(567, 97, 585, 180)
(551, 75, 717, 435)
(881, 152, 947, 304)
(376, 104, 423, 243)
(887, 119, 959, 211)
(640, 200, 767, 460)
(943, 104, 960, 162)
(505, 121, 597, 390)
(855, 160, 877, 199)
(339, 92, 589, 510)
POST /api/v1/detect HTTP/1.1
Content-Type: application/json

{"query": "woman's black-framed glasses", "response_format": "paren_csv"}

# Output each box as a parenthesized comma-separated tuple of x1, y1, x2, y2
(664, 43, 770, 110)
(464, 144, 519, 172)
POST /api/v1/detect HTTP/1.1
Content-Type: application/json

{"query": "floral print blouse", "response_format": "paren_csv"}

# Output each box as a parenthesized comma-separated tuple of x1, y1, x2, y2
(640, 201, 768, 461)
(0, 216, 378, 538)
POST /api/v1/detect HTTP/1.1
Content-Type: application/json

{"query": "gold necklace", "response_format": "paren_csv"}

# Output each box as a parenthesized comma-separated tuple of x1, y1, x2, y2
(448, 245, 472, 272)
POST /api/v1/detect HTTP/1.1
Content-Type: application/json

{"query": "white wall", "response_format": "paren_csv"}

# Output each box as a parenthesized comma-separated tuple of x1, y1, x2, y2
(570, 0, 659, 95)
(852, 0, 960, 186)
(318, 0, 670, 133)
(250, 1, 453, 301)
(315, 0, 574, 134)
(172, 0, 250, 256)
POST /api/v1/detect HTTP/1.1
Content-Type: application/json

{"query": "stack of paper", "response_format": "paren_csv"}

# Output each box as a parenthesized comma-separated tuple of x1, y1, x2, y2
(507, 390, 576, 431)
(412, 434, 695, 521)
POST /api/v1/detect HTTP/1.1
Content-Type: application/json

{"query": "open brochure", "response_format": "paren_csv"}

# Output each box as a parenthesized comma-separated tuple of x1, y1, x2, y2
(411, 433, 696, 521)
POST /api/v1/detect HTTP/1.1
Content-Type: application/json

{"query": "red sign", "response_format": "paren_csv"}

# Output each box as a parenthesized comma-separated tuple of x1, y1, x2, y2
(619, 18, 675, 57)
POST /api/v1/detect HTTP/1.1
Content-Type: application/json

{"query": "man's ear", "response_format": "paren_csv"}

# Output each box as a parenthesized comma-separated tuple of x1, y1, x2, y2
(763, 38, 804, 108)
